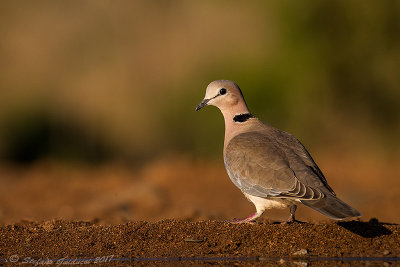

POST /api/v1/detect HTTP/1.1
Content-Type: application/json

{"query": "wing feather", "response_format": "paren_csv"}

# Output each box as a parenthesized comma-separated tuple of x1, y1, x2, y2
(224, 130, 328, 200)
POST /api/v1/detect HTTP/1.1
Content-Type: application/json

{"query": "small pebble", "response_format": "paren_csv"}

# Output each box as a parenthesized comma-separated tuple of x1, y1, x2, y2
(293, 248, 308, 256)
(383, 250, 391, 256)
(42, 220, 55, 232)
(293, 261, 308, 266)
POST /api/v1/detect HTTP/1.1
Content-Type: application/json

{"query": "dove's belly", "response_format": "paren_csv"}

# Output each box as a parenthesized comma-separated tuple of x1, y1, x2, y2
(244, 193, 300, 212)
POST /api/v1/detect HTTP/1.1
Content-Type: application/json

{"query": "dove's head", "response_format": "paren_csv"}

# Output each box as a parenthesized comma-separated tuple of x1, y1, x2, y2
(195, 80, 249, 115)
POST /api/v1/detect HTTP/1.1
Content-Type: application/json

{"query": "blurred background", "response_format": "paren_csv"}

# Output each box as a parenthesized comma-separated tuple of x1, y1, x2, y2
(0, 1, 399, 224)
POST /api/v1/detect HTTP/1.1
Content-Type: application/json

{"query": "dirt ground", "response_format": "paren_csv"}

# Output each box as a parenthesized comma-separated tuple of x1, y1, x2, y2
(0, 219, 399, 265)
(0, 153, 399, 264)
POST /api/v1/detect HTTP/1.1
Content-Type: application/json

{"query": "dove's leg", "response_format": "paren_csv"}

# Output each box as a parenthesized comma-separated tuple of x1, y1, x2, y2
(230, 211, 263, 224)
(281, 205, 297, 224)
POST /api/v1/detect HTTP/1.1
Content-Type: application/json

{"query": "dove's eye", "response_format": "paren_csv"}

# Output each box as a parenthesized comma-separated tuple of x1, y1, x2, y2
(219, 88, 227, 95)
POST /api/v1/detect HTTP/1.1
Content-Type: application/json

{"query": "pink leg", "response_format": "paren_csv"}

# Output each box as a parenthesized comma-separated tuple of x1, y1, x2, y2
(230, 211, 262, 224)
(281, 205, 297, 224)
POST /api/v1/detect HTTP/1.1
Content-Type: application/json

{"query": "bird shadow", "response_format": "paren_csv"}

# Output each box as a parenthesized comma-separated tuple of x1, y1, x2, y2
(337, 218, 393, 238)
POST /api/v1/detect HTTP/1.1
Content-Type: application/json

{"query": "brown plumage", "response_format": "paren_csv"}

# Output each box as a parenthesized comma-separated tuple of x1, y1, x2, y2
(196, 80, 361, 223)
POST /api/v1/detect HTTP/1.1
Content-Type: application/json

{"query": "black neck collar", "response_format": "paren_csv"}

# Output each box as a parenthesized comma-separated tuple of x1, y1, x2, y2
(233, 113, 254, 123)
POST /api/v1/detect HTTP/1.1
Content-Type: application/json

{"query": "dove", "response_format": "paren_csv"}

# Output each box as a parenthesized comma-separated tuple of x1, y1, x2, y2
(195, 80, 361, 223)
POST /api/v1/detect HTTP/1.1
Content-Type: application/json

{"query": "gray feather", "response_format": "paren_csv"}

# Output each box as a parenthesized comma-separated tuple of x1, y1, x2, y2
(301, 194, 362, 220)
(224, 126, 361, 219)
(224, 130, 326, 200)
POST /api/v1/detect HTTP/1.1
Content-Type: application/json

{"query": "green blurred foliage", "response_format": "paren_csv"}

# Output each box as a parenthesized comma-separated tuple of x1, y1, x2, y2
(0, 1, 399, 164)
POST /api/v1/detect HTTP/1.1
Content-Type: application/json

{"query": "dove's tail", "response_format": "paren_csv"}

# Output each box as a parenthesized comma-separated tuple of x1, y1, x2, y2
(301, 194, 362, 220)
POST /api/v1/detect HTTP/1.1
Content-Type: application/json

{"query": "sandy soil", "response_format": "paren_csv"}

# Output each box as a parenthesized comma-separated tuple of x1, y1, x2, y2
(0, 219, 399, 265)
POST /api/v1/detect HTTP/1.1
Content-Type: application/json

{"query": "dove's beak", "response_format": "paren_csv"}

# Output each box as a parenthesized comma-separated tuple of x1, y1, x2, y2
(195, 98, 210, 111)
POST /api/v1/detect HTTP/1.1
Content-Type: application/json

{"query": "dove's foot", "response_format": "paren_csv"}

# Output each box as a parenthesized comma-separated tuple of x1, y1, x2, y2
(280, 214, 296, 224)
(228, 212, 260, 224)
(281, 205, 298, 224)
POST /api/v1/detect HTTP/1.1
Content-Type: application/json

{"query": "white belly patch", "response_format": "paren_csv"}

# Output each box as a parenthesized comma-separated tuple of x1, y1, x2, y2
(244, 193, 299, 212)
